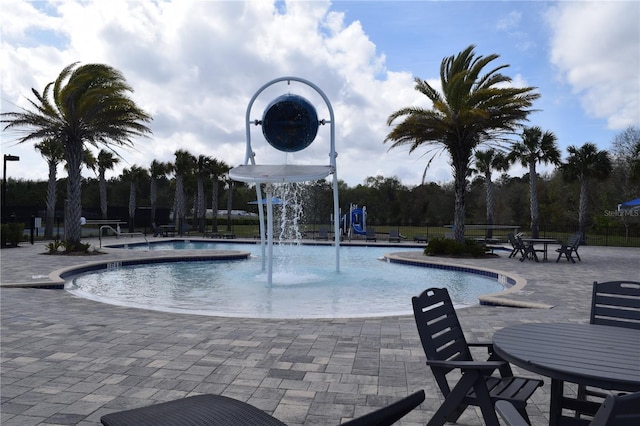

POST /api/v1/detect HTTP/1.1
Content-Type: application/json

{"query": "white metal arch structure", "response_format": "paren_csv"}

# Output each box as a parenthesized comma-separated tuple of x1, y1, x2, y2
(229, 77, 340, 285)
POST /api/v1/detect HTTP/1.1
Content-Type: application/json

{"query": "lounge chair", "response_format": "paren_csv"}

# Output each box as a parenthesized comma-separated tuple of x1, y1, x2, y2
(496, 391, 640, 426)
(575, 280, 640, 417)
(151, 222, 164, 237)
(556, 232, 582, 263)
(101, 390, 426, 426)
(507, 233, 525, 259)
(388, 229, 401, 243)
(315, 226, 329, 240)
(412, 288, 542, 426)
(366, 227, 376, 242)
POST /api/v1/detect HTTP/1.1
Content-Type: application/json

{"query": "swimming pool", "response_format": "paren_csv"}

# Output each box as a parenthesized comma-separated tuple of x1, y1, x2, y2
(65, 241, 505, 318)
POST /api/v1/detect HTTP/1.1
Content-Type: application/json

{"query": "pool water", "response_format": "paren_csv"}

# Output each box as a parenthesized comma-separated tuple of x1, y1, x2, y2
(66, 242, 504, 318)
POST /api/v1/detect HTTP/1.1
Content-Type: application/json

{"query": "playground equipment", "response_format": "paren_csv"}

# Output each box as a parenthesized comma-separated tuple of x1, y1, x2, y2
(229, 77, 340, 285)
(344, 204, 367, 240)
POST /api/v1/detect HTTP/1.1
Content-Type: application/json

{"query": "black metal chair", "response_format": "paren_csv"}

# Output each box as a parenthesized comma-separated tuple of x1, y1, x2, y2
(101, 390, 426, 426)
(412, 288, 542, 426)
(575, 280, 640, 416)
(496, 391, 640, 426)
(507, 233, 525, 259)
(555, 232, 582, 263)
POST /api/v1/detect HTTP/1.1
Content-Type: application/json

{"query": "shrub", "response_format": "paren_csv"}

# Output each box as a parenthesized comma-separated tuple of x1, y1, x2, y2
(1, 223, 24, 247)
(424, 237, 487, 257)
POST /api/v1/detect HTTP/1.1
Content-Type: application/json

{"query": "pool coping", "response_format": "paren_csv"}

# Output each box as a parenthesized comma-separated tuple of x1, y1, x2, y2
(384, 252, 553, 309)
(1, 239, 552, 309)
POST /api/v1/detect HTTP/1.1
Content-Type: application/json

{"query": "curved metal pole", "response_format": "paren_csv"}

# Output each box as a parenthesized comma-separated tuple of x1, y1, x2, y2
(242, 77, 341, 283)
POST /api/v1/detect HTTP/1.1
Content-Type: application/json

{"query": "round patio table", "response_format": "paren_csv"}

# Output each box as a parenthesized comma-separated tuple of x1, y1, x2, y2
(492, 323, 640, 426)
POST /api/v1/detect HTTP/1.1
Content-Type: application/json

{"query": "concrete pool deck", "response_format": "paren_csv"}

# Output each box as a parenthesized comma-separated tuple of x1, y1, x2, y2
(1, 238, 639, 425)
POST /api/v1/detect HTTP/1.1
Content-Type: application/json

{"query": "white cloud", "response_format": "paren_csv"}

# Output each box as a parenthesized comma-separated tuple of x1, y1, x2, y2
(546, 1, 640, 130)
(0, 0, 431, 187)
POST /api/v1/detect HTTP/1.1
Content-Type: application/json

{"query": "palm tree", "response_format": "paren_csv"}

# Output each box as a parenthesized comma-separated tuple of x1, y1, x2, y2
(34, 138, 64, 239)
(385, 45, 539, 242)
(1, 63, 152, 249)
(148, 160, 170, 225)
(508, 126, 561, 238)
(121, 165, 149, 232)
(172, 150, 195, 229)
(96, 150, 120, 220)
(473, 149, 509, 238)
(560, 143, 613, 238)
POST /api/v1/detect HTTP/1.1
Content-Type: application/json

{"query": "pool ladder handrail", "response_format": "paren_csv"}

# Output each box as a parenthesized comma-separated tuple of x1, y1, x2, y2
(99, 225, 149, 249)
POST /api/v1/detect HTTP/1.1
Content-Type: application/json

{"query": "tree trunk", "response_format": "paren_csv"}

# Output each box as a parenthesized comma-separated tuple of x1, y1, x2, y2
(198, 177, 205, 233)
(211, 179, 219, 233)
(578, 176, 589, 239)
(529, 162, 539, 238)
(129, 182, 136, 233)
(485, 171, 495, 239)
(174, 175, 184, 229)
(64, 142, 84, 247)
(44, 160, 57, 239)
(226, 181, 233, 232)
(453, 163, 467, 243)
(150, 176, 157, 224)
(99, 170, 108, 220)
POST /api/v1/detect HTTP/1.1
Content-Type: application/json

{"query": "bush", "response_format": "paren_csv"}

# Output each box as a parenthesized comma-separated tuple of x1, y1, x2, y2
(1, 223, 24, 247)
(424, 237, 487, 257)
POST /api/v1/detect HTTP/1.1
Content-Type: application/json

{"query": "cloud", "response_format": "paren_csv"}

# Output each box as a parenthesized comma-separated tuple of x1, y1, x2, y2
(546, 1, 640, 130)
(1, 0, 426, 186)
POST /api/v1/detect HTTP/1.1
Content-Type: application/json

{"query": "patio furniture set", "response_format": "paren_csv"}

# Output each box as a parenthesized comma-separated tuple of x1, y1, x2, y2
(100, 280, 639, 426)
(508, 232, 582, 263)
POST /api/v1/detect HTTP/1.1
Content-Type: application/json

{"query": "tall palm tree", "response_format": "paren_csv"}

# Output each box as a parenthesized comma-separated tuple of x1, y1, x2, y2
(385, 45, 539, 242)
(96, 150, 120, 220)
(121, 165, 149, 232)
(1, 63, 152, 249)
(508, 126, 561, 238)
(34, 137, 64, 239)
(473, 149, 509, 238)
(560, 143, 613, 238)
(148, 160, 170, 225)
(172, 150, 195, 229)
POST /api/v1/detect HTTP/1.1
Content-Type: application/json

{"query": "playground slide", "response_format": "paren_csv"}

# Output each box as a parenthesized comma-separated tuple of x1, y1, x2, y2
(351, 209, 366, 235)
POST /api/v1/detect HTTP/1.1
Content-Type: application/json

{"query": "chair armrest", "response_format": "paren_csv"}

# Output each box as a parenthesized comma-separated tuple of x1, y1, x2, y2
(341, 390, 425, 426)
(495, 400, 528, 426)
(426, 359, 506, 371)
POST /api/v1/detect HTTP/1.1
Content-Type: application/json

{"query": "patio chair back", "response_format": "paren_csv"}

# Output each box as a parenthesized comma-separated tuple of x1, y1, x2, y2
(590, 280, 640, 329)
(556, 232, 582, 262)
(412, 288, 542, 426)
(507, 233, 525, 258)
(412, 287, 473, 393)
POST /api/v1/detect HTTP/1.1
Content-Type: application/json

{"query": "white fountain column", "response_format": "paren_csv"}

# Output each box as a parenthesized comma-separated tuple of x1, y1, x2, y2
(229, 76, 339, 286)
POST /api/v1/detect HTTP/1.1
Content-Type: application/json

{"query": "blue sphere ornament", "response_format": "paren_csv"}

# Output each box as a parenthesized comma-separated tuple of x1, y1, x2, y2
(262, 94, 319, 152)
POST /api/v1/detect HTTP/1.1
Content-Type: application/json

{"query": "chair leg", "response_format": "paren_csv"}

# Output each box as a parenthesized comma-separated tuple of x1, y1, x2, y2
(427, 372, 478, 426)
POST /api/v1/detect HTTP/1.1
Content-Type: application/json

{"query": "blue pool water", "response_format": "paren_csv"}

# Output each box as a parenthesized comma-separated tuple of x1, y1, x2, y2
(66, 241, 504, 318)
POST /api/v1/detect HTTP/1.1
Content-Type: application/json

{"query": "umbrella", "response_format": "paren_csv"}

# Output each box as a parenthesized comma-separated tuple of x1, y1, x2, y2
(618, 197, 640, 210)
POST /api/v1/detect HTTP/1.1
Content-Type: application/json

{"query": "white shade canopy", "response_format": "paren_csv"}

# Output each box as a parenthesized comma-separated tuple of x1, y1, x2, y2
(229, 164, 333, 183)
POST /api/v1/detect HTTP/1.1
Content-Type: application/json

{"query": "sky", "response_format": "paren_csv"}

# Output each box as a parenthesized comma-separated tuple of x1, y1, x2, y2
(1, 0, 639, 188)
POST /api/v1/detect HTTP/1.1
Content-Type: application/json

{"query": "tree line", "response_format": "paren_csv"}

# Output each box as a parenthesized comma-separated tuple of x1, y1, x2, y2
(5, 123, 639, 240)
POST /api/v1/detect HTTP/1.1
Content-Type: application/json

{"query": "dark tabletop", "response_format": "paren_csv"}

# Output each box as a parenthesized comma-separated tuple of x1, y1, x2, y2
(493, 323, 640, 391)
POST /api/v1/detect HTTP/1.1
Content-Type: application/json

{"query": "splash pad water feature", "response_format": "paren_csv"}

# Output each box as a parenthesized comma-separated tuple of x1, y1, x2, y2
(229, 77, 340, 285)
